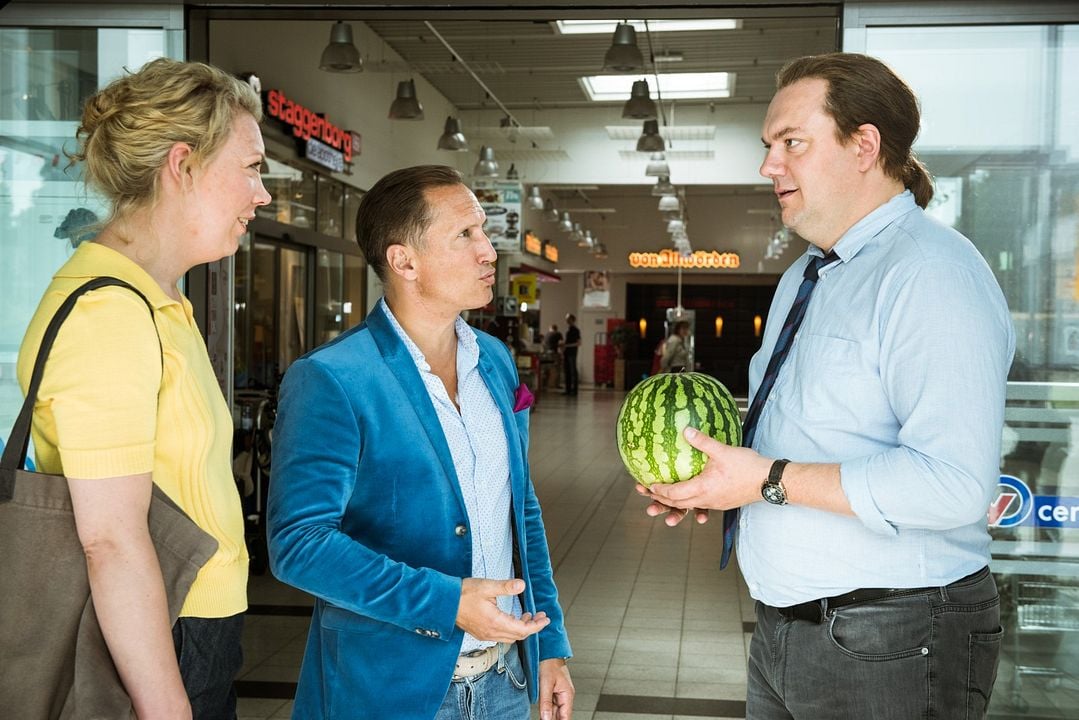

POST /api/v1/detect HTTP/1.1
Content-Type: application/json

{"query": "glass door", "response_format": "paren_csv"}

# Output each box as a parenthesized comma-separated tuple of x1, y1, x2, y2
(234, 235, 308, 393)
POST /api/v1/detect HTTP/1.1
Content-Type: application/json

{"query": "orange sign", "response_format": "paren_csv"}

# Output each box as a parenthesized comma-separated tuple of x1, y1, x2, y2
(524, 232, 542, 255)
(628, 249, 740, 269)
(543, 243, 559, 263)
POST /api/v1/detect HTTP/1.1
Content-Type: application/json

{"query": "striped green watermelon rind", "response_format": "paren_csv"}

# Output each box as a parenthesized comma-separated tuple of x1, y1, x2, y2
(616, 372, 742, 487)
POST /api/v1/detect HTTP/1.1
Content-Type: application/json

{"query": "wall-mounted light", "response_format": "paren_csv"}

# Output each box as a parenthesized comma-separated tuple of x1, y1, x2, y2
(753, 315, 762, 337)
(638, 318, 648, 339)
(714, 316, 724, 338)
(320, 21, 363, 73)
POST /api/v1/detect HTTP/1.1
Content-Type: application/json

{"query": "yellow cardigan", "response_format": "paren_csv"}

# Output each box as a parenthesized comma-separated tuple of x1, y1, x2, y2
(16, 242, 247, 618)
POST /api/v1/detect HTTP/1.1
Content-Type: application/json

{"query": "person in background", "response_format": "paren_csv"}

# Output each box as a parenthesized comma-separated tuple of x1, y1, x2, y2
(268, 165, 573, 720)
(659, 321, 691, 372)
(542, 323, 563, 389)
(16, 58, 270, 719)
(561, 314, 581, 396)
(640, 52, 1014, 719)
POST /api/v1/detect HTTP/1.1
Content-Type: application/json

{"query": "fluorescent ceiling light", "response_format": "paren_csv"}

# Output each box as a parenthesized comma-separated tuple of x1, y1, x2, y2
(581, 73, 734, 101)
(555, 19, 740, 34)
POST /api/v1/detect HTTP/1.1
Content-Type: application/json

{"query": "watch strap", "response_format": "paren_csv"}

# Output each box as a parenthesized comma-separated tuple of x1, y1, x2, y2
(769, 458, 791, 483)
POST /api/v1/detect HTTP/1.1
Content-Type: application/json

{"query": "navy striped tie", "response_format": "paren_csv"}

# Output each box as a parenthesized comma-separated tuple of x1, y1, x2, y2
(719, 251, 838, 569)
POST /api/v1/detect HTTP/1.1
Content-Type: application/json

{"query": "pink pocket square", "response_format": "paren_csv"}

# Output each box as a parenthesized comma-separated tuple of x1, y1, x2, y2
(513, 383, 534, 412)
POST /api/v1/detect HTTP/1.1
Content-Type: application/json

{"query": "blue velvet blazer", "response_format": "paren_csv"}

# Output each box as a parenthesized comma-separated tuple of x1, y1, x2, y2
(267, 304, 571, 719)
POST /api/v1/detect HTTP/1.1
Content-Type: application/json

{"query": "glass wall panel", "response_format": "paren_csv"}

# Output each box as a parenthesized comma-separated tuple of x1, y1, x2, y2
(0, 26, 170, 447)
(316, 174, 344, 238)
(315, 249, 344, 346)
(856, 21, 1079, 717)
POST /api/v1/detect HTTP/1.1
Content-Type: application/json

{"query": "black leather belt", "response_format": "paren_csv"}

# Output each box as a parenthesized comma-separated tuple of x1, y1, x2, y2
(775, 566, 989, 624)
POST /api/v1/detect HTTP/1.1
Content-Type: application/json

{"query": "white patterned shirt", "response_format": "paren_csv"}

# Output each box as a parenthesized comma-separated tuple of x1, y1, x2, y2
(380, 299, 520, 652)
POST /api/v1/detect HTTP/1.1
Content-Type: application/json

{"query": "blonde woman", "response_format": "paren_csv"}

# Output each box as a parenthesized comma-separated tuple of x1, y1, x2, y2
(16, 58, 270, 719)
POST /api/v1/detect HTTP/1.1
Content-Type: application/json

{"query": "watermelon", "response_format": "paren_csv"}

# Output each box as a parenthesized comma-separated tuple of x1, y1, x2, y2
(616, 371, 742, 487)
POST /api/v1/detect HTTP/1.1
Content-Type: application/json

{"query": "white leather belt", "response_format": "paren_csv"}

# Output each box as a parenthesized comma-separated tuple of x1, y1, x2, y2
(452, 644, 500, 680)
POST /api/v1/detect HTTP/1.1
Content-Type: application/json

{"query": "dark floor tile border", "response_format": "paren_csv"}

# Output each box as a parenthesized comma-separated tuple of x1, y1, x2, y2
(247, 603, 314, 616)
(236, 680, 297, 699)
(742, 621, 755, 633)
(596, 694, 746, 718)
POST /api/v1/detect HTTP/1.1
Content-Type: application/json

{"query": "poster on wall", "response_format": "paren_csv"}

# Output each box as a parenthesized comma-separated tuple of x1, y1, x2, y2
(473, 180, 522, 253)
(583, 270, 611, 310)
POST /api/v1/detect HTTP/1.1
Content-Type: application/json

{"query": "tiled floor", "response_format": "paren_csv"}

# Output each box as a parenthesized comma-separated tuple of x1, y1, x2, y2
(237, 387, 755, 720)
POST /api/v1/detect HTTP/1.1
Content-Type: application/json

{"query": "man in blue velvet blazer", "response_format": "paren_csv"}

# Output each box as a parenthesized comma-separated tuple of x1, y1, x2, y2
(267, 166, 573, 719)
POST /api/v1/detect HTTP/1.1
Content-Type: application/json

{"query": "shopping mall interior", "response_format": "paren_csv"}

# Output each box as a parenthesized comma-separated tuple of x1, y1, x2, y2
(2, 1, 1079, 718)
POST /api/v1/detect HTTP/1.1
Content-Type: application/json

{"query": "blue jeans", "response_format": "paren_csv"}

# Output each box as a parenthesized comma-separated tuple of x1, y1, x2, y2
(172, 613, 244, 720)
(435, 643, 530, 720)
(748, 567, 1002, 719)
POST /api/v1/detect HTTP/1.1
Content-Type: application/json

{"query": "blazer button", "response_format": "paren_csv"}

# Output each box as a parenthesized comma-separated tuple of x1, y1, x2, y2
(455, 524, 468, 537)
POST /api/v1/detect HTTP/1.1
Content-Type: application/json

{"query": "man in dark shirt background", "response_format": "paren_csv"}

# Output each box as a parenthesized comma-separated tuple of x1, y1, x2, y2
(561, 314, 580, 396)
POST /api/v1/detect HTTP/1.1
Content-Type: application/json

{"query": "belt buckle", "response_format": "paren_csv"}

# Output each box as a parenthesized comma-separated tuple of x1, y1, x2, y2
(780, 600, 824, 623)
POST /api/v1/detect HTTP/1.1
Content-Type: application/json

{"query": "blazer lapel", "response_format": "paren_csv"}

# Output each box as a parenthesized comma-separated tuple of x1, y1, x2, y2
(477, 348, 525, 515)
(366, 305, 463, 504)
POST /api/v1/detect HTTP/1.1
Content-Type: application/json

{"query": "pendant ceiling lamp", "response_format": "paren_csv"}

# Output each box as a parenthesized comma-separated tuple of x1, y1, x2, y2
(570, 222, 586, 245)
(658, 194, 681, 213)
(388, 79, 424, 120)
(473, 146, 499, 177)
(667, 217, 685, 234)
(603, 22, 644, 72)
(559, 212, 574, 232)
(636, 119, 665, 152)
(544, 198, 559, 222)
(622, 79, 657, 119)
(592, 242, 608, 260)
(436, 116, 469, 151)
(528, 186, 545, 210)
(506, 163, 519, 181)
(652, 175, 676, 196)
(320, 21, 363, 73)
(645, 152, 670, 177)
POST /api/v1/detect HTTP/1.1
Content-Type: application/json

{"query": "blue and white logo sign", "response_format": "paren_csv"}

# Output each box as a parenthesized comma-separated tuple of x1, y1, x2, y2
(988, 474, 1079, 529)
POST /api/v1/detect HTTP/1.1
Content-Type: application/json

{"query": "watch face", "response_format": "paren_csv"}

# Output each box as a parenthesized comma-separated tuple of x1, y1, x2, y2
(763, 481, 786, 505)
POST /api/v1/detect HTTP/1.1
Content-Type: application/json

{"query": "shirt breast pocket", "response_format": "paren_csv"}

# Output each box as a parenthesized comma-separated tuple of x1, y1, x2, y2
(787, 333, 882, 426)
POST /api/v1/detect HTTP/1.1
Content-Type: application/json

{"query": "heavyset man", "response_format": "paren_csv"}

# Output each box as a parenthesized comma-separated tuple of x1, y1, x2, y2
(642, 53, 1014, 719)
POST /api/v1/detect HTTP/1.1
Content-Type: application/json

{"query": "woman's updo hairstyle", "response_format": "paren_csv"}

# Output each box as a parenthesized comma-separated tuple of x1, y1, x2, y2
(71, 58, 262, 223)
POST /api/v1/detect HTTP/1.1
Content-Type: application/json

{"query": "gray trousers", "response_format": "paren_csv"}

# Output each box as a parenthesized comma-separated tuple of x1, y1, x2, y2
(748, 567, 1002, 719)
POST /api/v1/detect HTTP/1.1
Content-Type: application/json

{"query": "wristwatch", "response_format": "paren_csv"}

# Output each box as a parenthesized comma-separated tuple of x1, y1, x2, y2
(761, 458, 791, 505)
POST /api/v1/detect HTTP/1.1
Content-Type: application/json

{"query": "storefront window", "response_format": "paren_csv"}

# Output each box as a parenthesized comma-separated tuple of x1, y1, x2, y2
(0, 25, 173, 448)
(316, 175, 344, 238)
(854, 20, 1079, 717)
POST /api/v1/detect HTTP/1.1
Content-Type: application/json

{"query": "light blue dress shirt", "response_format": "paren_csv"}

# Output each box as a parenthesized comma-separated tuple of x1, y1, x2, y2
(380, 300, 520, 651)
(739, 191, 1016, 607)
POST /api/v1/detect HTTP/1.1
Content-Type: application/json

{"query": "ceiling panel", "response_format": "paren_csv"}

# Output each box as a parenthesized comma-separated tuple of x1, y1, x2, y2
(363, 15, 837, 110)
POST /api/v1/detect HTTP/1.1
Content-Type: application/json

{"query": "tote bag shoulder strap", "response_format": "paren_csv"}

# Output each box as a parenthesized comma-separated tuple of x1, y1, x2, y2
(0, 277, 160, 501)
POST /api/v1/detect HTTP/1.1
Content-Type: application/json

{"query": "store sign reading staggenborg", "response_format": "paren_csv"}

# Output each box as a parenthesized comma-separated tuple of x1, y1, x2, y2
(265, 89, 354, 172)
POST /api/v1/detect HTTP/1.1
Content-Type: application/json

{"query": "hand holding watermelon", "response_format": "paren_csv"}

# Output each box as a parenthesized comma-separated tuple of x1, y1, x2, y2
(642, 427, 774, 525)
(616, 371, 742, 487)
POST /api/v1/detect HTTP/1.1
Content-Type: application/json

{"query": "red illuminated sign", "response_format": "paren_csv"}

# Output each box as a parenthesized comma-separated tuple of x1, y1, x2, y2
(266, 89, 353, 162)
